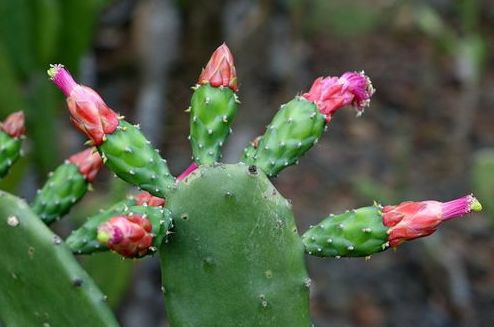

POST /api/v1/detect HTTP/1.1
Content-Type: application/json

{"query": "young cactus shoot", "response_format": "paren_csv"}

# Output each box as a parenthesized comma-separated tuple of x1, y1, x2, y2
(302, 195, 482, 257)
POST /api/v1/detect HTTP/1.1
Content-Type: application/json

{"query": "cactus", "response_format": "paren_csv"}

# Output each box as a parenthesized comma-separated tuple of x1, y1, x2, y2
(42, 45, 482, 327)
(48, 64, 175, 198)
(0, 191, 118, 326)
(71, 203, 172, 258)
(31, 148, 103, 224)
(189, 44, 239, 164)
(0, 43, 481, 326)
(242, 72, 374, 177)
(161, 164, 311, 326)
(302, 195, 482, 258)
(0, 112, 25, 178)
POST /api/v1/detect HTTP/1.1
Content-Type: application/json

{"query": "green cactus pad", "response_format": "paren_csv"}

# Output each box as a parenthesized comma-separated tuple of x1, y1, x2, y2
(0, 131, 22, 179)
(241, 141, 258, 164)
(160, 164, 311, 327)
(0, 191, 119, 326)
(302, 206, 389, 257)
(31, 162, 88, 225)
(67, 202, 173, 257)
(189, 84, 238, 164)
(98, 120, 175, 198)
(242, 97, 325, 177)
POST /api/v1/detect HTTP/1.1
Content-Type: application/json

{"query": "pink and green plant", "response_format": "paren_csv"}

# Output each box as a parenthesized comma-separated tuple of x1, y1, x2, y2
(0, 44, 482, 326)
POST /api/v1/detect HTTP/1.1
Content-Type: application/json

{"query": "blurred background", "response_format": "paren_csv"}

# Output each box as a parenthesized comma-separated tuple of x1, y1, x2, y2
(1, 0, 494, 326)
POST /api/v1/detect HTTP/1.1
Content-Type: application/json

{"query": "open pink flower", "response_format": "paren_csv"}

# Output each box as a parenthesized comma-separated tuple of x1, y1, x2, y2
(198, 43, 238, 92)
(383, 194, 481, 247)
(68, 148, 103, 182)
(303, 71, 374, 122)
(48, 64, 119, 145)
(1, 111, 25, 138)
(97, 215, 153, 257)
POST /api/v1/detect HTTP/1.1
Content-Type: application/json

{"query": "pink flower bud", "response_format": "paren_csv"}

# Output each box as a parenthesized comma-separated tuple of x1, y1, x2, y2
(303, 71, 374, 122)
(198, 43, 238, 91)
(134, 191, 165, 207)
(48, 64, 119, 145)
(1, 111, 25, 138)
(68, 148, 103, 182)
(176, 162, 199, 183)
(383, 194, 481, 247)
(97, 215, 153, 257)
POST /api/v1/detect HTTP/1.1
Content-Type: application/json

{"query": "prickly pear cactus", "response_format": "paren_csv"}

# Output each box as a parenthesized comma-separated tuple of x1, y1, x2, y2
(161, 164, 311, 326)
(0, 191, 118, 327)
(42, 44, 482, 327)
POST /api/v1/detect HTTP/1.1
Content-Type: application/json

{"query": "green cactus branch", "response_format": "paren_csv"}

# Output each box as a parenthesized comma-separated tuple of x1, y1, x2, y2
(241, 97, 326, 177)
(68, 202, 173, 257)
(0, 191, 119, 326)
(31, 161, 89, 224)
(98, 120, 176, 198)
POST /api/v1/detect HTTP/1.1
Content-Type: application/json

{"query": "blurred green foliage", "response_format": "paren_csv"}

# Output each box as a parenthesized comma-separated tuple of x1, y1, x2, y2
(472, 150, 494, 221)
(0, 0, 110, 181)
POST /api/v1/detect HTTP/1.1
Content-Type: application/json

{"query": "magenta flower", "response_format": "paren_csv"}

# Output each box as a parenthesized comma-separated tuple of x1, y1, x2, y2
(48, 64, 119, 145)
(383, 194, 482, 247)
(303, 71, 374, 122)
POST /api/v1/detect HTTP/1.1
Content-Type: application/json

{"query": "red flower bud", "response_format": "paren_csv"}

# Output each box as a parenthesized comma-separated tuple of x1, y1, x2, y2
(48, 64, 119, 145)
(198, 43, 238, 91)
(97, 215, 153, 257)
(303, 71, 374, 122)
(1, 111, 25, 138)
(134, 191, 165, 207)
(68, 148, 103, 182)
(383, 194, 481, 247)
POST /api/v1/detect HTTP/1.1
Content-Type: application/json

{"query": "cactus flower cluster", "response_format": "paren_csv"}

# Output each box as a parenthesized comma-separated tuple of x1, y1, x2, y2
(0, 43, 483, 327)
